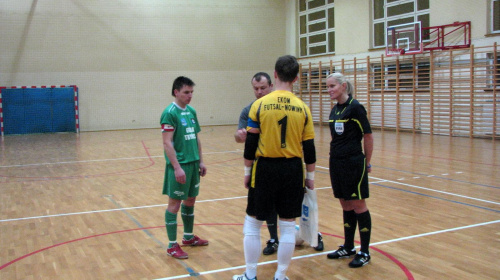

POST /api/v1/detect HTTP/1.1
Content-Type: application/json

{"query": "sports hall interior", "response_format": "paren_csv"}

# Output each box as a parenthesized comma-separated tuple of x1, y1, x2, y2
(0, 1, 499, 279)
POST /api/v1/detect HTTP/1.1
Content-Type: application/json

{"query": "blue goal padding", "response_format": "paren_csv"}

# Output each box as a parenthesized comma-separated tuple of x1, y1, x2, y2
(2, 87, 76, 135)
(52, 87, 76, 132)
(2, 88, 27, 134)
(25, 88, 52, 133)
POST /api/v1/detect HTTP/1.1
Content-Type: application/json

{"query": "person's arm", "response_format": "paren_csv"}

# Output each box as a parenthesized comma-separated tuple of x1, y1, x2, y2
(235, 106, 250, 143)
(303, 139, 316, 190)
(305, 163, 315, 190)
(355, 103, 373, 173)
(363, 133, 374, 172)
(197, 135, 207, 177)
(162, 131, 186, 184)
(243, 129, 260, 189)
(243, 158, 253, 189)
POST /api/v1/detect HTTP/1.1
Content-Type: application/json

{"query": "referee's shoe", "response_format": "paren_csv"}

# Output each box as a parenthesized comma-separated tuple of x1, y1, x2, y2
(327, 245, 356, 259)
(349, 251, 371, 268)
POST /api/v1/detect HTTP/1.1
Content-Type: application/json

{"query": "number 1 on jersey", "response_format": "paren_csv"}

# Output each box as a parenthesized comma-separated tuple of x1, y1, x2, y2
(278, 115, 287, 148)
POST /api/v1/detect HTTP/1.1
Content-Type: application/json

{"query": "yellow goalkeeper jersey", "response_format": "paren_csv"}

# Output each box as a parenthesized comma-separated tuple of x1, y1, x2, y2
(247, 90, 315, 158)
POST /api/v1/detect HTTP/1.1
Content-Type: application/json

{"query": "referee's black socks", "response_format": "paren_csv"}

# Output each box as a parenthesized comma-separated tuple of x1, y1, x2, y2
(343, 210, 357, 250)
(356, 210, 372, 255)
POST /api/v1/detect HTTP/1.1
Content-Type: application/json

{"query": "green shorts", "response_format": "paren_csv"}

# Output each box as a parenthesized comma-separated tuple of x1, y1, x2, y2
(162, 161, 200, 200)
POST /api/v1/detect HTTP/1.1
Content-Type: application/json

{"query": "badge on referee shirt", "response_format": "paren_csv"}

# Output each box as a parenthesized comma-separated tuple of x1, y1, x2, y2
(335, 122, 344, 135)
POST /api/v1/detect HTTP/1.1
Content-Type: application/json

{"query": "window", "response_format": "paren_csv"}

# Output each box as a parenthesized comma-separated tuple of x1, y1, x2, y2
(298, 0, 335, 57)
(492, 0, 500, 33)
(487, 52, 500, 88)
(300, 68, 332, 91)
(372, 61, 430, 90)
(372, 0, 429, 49)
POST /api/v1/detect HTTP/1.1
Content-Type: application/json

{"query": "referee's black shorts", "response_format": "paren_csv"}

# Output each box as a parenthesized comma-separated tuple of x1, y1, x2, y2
(246, 157, 304, 220)
(329, 152, 369, 200)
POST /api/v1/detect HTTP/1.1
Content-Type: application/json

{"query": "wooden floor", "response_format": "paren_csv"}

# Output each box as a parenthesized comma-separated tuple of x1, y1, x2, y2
(0, 125, 498, 280)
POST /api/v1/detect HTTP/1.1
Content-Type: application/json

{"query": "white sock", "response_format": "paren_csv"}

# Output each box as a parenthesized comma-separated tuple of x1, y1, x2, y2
(274, 220, 295, 280)
(243, 215, 262, 279)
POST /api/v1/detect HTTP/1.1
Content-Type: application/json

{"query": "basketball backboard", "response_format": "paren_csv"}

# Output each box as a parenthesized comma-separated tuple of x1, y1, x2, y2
(385, 21, 423, 57)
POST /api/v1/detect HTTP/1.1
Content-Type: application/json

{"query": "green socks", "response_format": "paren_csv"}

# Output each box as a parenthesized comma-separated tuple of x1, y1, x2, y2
(165, 204, 196, 247)
(165, 210, 177, 248)
(181, 204, 195, 240)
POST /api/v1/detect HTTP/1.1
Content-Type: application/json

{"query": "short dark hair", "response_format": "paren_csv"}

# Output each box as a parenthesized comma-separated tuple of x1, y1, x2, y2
(171, 76, 195, 96)
(274, 55, 299, 83)
(252, 72, 272, 86)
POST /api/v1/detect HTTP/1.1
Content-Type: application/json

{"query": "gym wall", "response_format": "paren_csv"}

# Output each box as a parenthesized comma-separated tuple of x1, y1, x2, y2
(0, 0, 291, 131)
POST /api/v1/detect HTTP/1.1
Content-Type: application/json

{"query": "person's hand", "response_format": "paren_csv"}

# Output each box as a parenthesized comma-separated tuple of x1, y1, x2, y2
(199, 162, 207, 177)
(305, 178, 314, 190)
(235, 129, 247, 143)
(244, 175, 251, 189)
(174, 167, 186, 184)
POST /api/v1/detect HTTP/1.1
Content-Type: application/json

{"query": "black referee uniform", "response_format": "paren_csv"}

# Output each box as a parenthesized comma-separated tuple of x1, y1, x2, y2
(328, 95, 372, 200)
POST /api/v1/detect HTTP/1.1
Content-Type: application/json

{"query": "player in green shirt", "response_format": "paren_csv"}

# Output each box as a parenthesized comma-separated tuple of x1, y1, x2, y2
(161, 76, 208, 259)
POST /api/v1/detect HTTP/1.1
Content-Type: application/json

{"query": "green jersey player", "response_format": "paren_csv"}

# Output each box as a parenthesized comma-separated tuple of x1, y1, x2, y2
(161, 76, 208, 259)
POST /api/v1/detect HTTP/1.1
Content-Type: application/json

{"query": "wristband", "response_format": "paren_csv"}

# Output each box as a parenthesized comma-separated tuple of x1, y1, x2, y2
(244, 166, 251, 176)
(367, 164, 372, 168)
(306, 171, 315, 180)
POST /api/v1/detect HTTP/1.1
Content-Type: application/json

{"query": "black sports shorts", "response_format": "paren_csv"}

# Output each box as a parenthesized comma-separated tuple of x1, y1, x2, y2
(329, 152, 369, 200)
(246, 157, 304, 220)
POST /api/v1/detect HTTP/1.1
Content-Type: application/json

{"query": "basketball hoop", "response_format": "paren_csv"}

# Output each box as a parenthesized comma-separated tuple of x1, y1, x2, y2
(385, 21, 423, 57)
